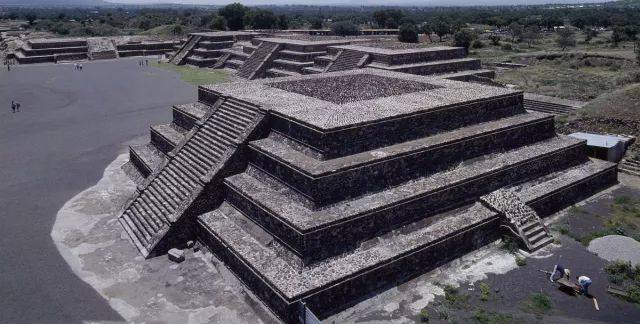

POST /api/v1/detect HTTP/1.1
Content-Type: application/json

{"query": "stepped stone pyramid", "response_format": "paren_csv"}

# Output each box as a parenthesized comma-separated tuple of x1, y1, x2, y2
(171, 32, 494, 81)
(15, 38, 88, 64)
(170, 31, 265, 67)
(121, 69, 617, 322)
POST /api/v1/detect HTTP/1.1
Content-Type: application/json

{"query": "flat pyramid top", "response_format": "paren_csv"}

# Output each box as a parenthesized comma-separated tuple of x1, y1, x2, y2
(202, 69, 519, 131)
(270, 74, 441, 104)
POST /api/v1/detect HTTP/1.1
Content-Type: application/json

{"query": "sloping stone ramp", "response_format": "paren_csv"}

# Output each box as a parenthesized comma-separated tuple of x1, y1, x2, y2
(119, 96, 265, 257)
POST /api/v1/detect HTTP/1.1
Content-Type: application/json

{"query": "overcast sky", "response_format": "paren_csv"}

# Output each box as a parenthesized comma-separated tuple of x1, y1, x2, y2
(105, 0, 611, 6)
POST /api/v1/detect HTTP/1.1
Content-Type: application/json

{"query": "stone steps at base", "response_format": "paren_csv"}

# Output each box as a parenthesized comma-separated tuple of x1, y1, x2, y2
(226, 136, 585, 263)
(301, 66, 324, 74)
(197, 202, 499, 322)
(619, 167, 640, 177)
(172, 102, 209, 130)
(183, 55, 218, 67)
(225, 59, 244, 69)
(265, 68, 301, 78)
(150, 123, 186, 154)
(129, 144, 166, 178)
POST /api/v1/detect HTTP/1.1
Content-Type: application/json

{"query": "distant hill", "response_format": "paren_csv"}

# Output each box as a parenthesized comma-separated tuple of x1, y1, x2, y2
(0, 0, 111, 6)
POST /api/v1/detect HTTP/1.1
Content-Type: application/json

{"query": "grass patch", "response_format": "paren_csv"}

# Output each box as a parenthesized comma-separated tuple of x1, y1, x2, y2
(500, 235, 520, 253)
(605, 261, 640, 304)
(560, 195, 640, 246)
(495, 61, 638, 101)
(444, 284, 470, 309)
(472, 309, 514, 324)
(151, 62, 230, 86)
(479, 282, 491, 302)
(525, 292, 553, 314)
(580, 83, 640, 120)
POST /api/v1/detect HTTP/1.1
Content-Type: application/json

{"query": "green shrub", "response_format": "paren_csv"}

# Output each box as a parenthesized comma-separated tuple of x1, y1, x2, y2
(501, 43, 513, 51)
(529, 292, 552, 313)
(516, 256, 527, 267)
(398, 23, 419, 43)
(331, 21, 360, 36)
(479, 282, 491, 301)
(418, 309, 429, 322)
(471, 39, 485, 49)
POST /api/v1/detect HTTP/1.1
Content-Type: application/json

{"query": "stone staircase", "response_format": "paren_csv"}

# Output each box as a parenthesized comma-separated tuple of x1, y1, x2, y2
(326, 49, 368, 72)
(237, 41, 281, 79)
(619, 156, 640, 176)
(170, 35, 202, 65)
(212, 52, 231, 69)
(481, 189, 554, 252)
(119, 96, 265, 257)
(524, 99, 576, 115)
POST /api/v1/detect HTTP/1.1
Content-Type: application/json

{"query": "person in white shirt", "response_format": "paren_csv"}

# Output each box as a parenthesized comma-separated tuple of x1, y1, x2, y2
(577, 275, 592, 295)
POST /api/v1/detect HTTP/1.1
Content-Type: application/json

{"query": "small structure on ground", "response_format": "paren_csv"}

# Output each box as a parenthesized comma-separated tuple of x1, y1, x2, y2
(569, 132, 628, 162)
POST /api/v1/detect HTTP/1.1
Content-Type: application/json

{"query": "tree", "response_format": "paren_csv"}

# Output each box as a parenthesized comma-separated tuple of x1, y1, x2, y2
(277, 14, 288, 30)
(521, 25, 541, 48)
(25, 12, 37, 25)
(624, 25, 638, 40)
(433, 19, 450, 42)
(331, 21, 360, 37)
(310, 17, 323, 30)
(489, 34, 501, 46)
(624, 25, 638, 50)
(218, 3, 249, 31)
(612, 26, 625, 45)
(211, 15, 227, 31)
(420, 22, 433, 42)
(398, 23, 419, 43)
(172, 24, 184, 35)
(246, 9, 277, 30)
(372, 9, 404, 29)
(556, 27, 576, 50)
(509, 22, 523, 42)
(453, 29, 477, 51)
(583, 27, 598, 43)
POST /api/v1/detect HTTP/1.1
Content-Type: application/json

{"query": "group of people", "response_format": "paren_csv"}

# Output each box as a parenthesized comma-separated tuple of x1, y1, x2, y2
(549, 263, 592, 296)
(73, 63, 83, 71)
(11, 100, 21, 113)
(138, 59, 149, 66)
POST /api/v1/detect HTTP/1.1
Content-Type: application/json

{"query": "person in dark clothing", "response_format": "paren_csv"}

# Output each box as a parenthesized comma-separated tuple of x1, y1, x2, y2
(11, 100, 15, 113)
(15, 102, 20, 112)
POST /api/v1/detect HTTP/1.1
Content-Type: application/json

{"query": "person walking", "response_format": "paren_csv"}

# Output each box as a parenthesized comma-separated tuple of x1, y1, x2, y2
(577, 275, 592, 295)
(11, 100, 15, 113)
(79, 63, 83, 71)
(15, 102, 20, 112)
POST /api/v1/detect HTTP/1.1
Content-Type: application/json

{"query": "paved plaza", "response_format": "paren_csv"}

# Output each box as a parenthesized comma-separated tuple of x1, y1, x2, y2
(0, 59, 194, 323)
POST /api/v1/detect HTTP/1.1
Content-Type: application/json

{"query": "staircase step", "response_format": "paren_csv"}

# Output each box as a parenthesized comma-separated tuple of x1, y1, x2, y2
(266, 68, 300, 78)
(524, 224, 544, 237)
(129, 144, 165, 178)
(527, 229, 549, 245)
(530, 236, 554, 252)
(302, 66, 324, 74)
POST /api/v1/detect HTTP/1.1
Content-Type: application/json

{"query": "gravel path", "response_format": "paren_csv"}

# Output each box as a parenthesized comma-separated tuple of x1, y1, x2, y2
(588, 235, 640, 265)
